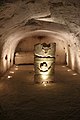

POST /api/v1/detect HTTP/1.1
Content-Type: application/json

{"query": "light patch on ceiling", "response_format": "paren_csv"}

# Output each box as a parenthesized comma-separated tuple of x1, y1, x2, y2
(72, 73, 77, 76)
(10, 71, 14, 74)
(15, 68, 18, 70)
(31, 11, 51, 19)
(8, 76, 12, 79)
(67, 69, 71, 72)
(36, 17, 65, 25)
(36, 18, 53, 22)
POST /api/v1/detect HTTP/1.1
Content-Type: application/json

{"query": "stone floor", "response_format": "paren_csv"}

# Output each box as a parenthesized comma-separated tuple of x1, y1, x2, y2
(0, 65, 80, 120)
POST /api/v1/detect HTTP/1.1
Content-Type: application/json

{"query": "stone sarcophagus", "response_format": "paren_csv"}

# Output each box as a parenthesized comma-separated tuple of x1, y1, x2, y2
(34, 43, 56, 83)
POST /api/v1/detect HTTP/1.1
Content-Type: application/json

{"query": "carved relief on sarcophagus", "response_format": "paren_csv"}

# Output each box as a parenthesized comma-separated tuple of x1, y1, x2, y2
(34, 43, 56, 84)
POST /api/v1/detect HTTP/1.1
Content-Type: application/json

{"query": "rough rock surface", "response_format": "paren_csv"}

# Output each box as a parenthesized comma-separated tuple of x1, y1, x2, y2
(0, 0, 80, 75)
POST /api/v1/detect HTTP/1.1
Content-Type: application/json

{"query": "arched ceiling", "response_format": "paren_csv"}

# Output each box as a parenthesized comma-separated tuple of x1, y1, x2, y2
(0, 0, 80, 51)
(0, 0, 80, 34)
(0, 0, 80, 73)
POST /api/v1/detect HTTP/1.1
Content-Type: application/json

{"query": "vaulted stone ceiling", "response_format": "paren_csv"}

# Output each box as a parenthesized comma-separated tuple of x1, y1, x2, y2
(0, 0, 80, 34)
(0, 0, 80, 75)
